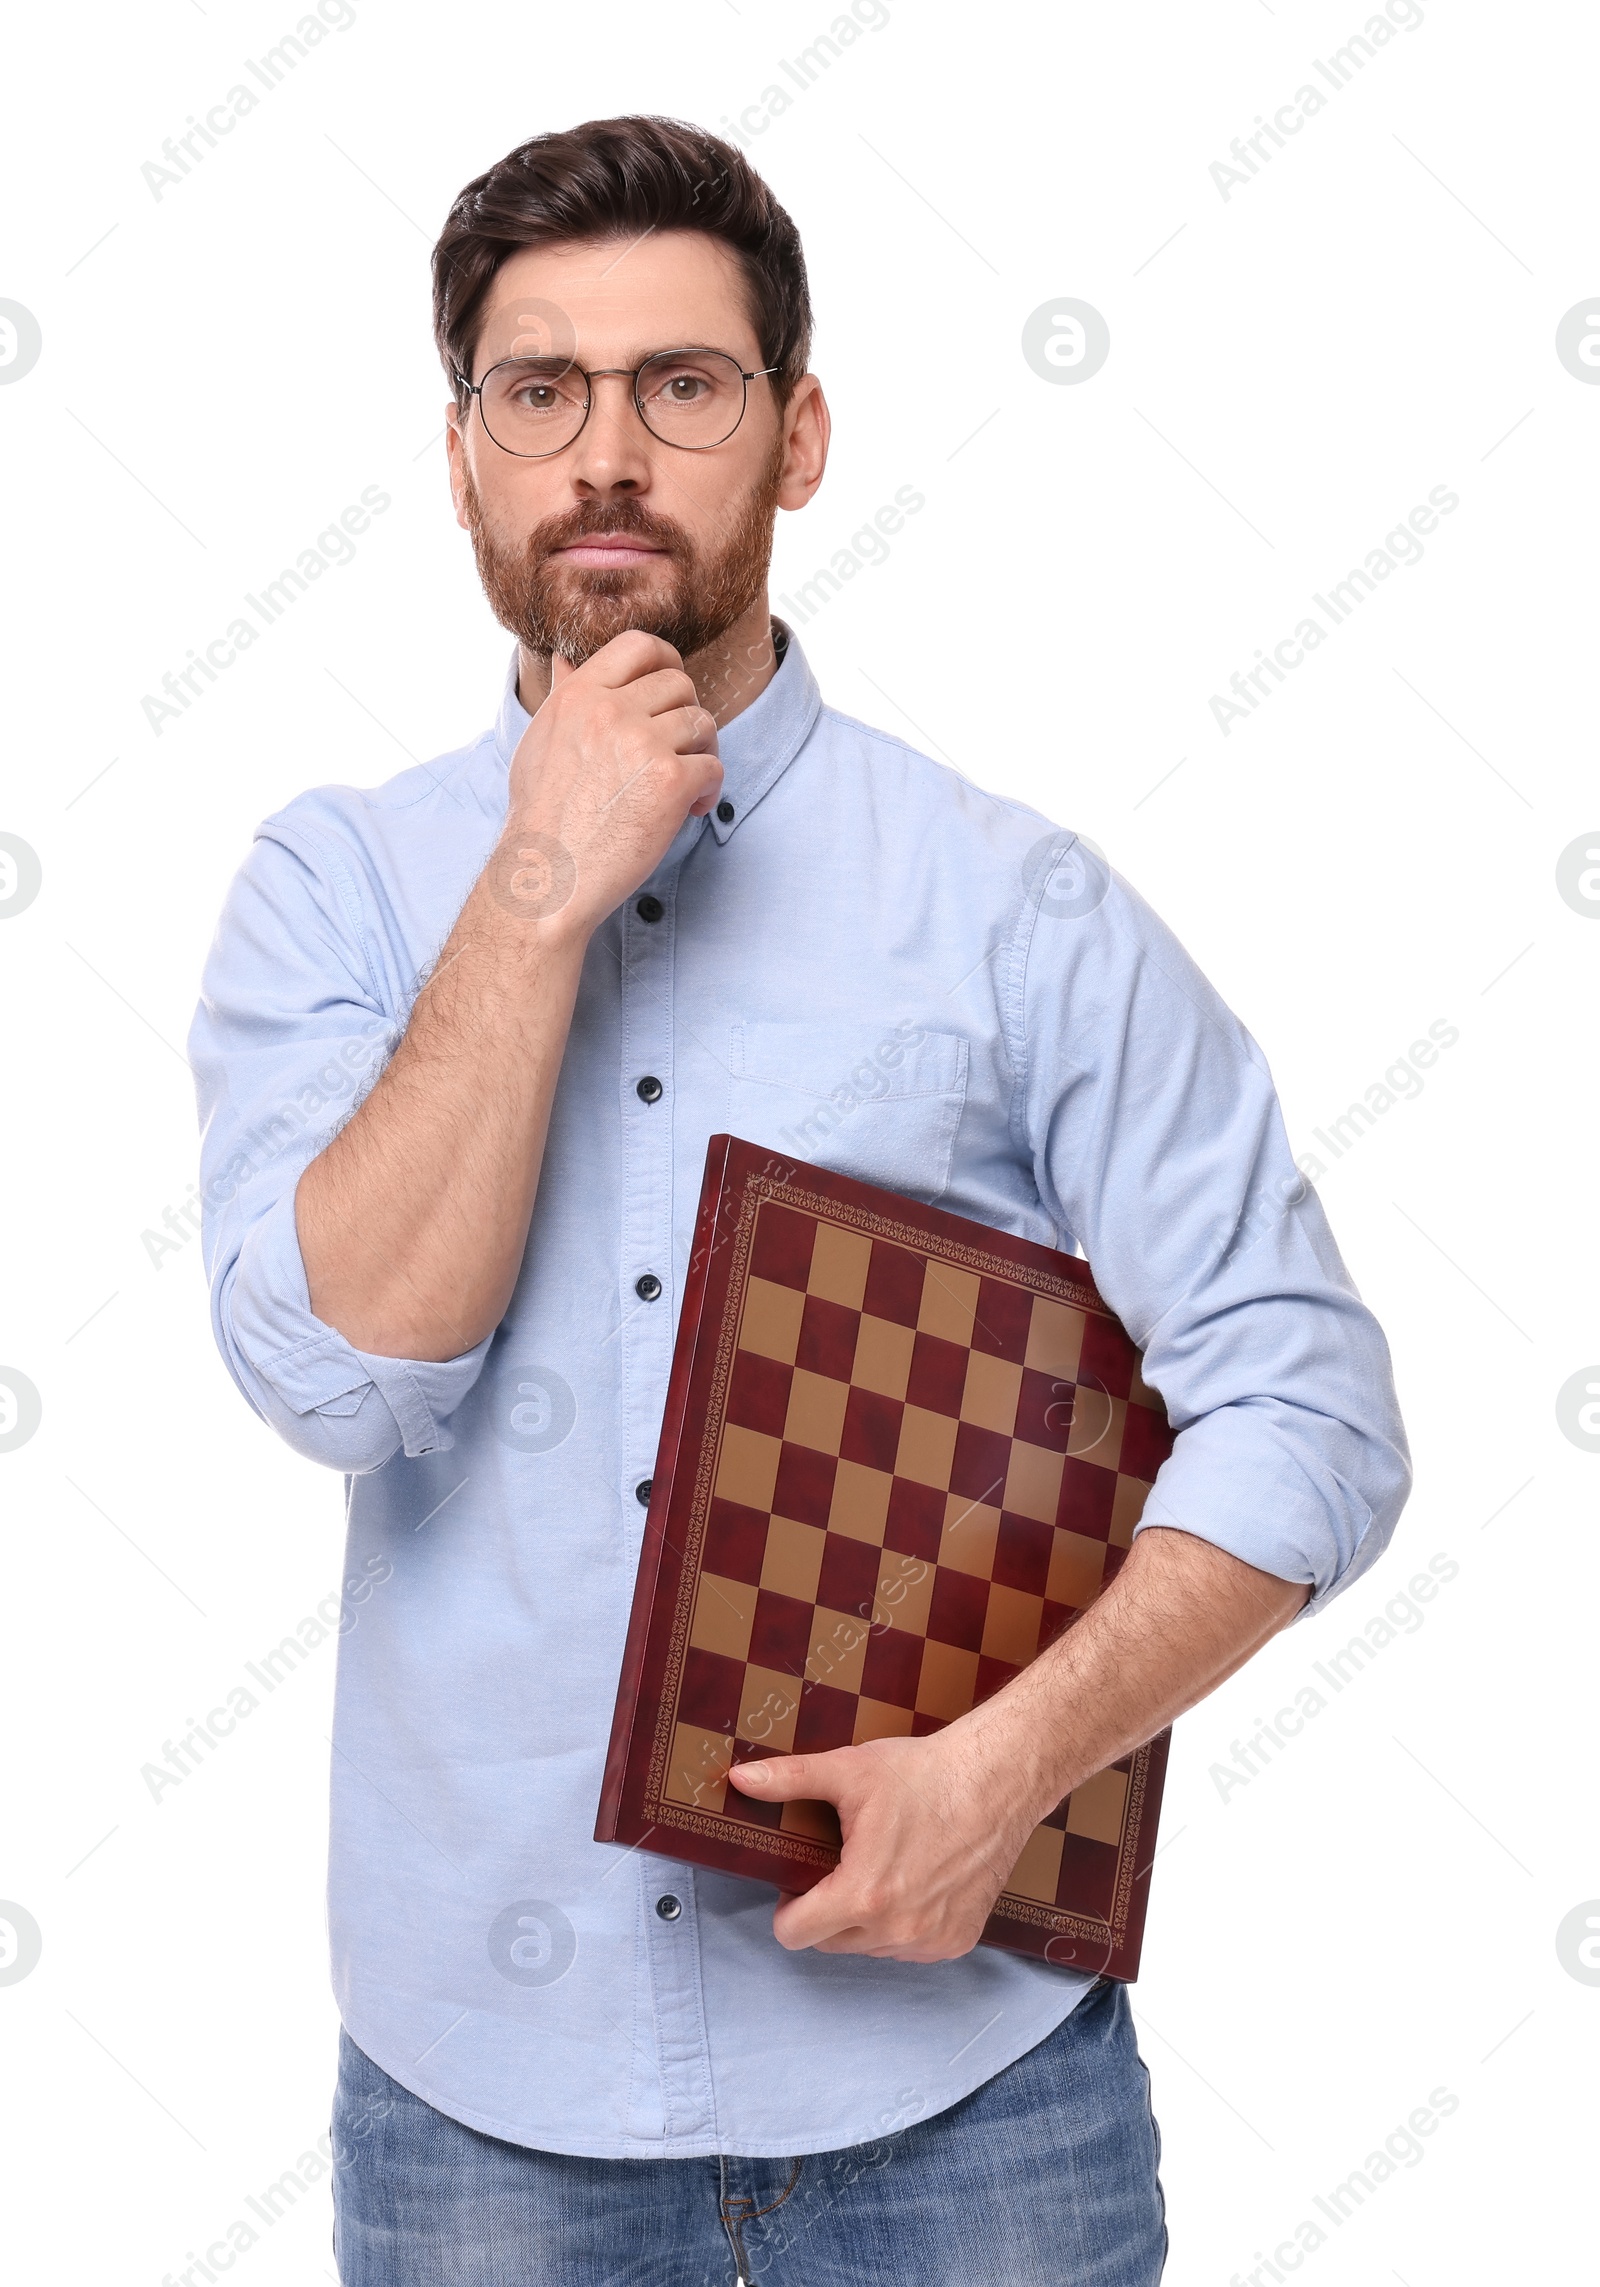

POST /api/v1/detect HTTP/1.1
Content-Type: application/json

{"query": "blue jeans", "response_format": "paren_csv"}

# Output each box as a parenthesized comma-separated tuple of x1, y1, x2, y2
(330, 1974, 1166, 2284)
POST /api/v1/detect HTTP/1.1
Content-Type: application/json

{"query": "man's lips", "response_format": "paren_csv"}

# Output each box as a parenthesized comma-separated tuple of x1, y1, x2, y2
(551, 536, 668, 567)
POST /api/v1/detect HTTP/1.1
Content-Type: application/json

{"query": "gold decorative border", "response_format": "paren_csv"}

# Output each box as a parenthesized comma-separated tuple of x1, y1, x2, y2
(641, 1168, 1151, 1941)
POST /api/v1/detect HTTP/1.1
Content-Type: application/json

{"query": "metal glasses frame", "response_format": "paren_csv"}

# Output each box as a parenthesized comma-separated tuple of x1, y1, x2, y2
(452, 347, 781, 458)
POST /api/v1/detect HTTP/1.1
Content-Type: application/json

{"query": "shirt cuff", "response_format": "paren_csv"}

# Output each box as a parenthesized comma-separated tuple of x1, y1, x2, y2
(1133, 1400, 1384, 1619)
(223, 1183, 492, 1459)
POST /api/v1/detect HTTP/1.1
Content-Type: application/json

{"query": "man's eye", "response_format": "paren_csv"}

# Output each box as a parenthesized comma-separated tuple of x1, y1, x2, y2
(657, 373, 708, 401)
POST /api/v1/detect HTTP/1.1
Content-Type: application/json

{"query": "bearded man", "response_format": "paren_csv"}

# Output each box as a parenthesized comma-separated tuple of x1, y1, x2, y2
(191, 115, 1409, 2287)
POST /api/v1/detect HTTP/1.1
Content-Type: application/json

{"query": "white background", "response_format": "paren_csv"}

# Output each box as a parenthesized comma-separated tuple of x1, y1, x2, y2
(0, 1, 1594, 2280)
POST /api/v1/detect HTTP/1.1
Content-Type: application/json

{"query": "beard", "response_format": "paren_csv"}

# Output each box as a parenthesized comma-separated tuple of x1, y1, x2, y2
(461, 437, 784, 667)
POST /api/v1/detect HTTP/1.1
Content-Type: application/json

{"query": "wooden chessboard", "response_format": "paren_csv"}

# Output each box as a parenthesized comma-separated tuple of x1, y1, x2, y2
(596, 1136, 1174, 1977)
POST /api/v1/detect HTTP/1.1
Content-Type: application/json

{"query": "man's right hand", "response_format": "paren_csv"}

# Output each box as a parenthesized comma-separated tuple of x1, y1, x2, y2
(491, 632, 724, 941)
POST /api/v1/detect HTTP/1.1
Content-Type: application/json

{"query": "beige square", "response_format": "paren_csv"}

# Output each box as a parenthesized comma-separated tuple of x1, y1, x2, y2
(1047, 1528, 1109, 1612)
(895, 1404, 959, 1489)
(739, 1276, 806, 1366)
(783, 1368, 850, 1455)
(734, 1663, 802, 1752)
(851, 1313, 915, 1401)
(918, 1263, 981, 1346)
(828, 1459, 892, 1544)
(1065, 1764, 1129, 1847)
(779, 1795, 842, 1845)
(960, 1351, 1022, 1436)
(871, 1550, 935, 1635)
(689, 1571, 757, 1662)
(1025, 1295, 1085, 1380)
(1128, 1356, 1162, 1412)
(804, 1607, 870, 1695)
(853, 1695, 916, 1746)
(808, 1221, 873, 1311)
(716, 1423, 782, 1514)
(915, 1639, 980, 1721)
(1109, 1473, 1151, 1550)
(939, 1494, 1000, 1578)
(1066, 1391, 1126, 1473)
(760, 1516, 826, 1603)
(981, 1584, 1045, 1668)
(1005, 1821, 1065, 1905)
(1003, 1439, 1064, 1526)
(663, 1721, 733, 1812)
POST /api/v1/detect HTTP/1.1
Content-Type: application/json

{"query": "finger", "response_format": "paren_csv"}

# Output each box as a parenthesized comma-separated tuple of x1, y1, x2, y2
(770, 1868, 870, 1952)
(726, 1751, 842, 1804)
(624, 667, 705, 719)
(582, 629, 684, 687)
(656, 704, 720, 760)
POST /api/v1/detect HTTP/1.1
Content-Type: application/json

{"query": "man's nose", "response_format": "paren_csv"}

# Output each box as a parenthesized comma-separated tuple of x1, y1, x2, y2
(565, 373, 654, 495)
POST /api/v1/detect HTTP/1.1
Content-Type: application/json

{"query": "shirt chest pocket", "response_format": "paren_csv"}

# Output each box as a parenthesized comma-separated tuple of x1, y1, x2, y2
(727, 1019, 970, 1204)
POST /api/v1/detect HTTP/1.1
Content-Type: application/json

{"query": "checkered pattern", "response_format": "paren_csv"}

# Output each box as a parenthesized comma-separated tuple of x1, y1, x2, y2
(662, 1199, 1173, 1919)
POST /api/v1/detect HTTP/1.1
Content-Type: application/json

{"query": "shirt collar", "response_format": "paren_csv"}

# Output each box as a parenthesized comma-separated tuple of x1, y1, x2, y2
(490, 618, 821, 845)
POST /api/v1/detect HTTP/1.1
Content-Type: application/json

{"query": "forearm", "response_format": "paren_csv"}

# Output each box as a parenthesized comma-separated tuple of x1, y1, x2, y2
(963, 1525, 1311, 1822)
(296, 875, 588, 1360)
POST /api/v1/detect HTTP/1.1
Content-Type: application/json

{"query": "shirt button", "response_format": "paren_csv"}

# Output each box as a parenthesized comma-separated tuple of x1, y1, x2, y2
(634, 1272, 662, 1302)
(635, 1478, 653, 1505)
(636, 894, 665, 924)
(716, 799, 735, 824)
(636, 1075, 663, 1104)
(655, 1893, 682, 1921)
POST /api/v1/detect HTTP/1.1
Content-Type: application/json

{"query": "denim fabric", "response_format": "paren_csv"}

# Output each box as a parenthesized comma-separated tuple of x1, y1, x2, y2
(330, 1975, 1165, 2285)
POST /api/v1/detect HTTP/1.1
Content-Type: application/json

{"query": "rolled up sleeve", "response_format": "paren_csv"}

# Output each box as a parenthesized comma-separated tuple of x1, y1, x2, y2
(1014, 842, 1411, 1616)
(189, 819, 491, 1474)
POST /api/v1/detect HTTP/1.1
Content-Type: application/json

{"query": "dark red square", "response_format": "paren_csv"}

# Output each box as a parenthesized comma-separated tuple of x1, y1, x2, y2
(969, 1277, 1032, 1362)
(1014, 1365, 1075, 1453)
(861, 1624, 923, 1707)
(816, 1529, 881, 1618)
(1055, 1455, 1116, 1539)
(701, 1499, 770, 1586)
(905, 1331, 969, 1417)
(840, 1384, 903, 1474)
(909, 1708, 946, 1737)
(862, 1241, 925, 1328)
(747, 1587, 814, 1677)
(883, 1476, 945, 1562)
(794, 1683, 858, 1755)
(1078, 1314, 1133, 1400)
(949, 1420, 1012, 1507)
(750, 1201, 818, 1291)
(723, 1783, 783, 1829)
(926, 1567, 989, 1652)
(1057, 1829, 1119, 1918)
(796, 1293, 859, 1382)
(1039, 1599, 1078, 1650)
(772, 1441, 837, 1529)
(992, 1510, 1053, 1597)
(1118, 1402, 1171, 1486)
(677, 1646, 744, 1733)
(974, 1652, 1023, 1705)
(725, 1348, 793, 1440)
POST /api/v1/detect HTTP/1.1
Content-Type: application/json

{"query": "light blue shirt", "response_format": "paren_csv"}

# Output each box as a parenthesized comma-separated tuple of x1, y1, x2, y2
(189, 624, 1410, 2159)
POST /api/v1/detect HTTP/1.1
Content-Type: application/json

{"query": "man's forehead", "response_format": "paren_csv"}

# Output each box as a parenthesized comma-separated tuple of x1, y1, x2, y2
(475, 233, 757, 365)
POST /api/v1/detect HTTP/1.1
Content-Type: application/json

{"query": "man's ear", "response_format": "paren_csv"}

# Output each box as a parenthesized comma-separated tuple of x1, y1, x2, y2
(777, 374, 830, 514)
(445, 407, 470, 530)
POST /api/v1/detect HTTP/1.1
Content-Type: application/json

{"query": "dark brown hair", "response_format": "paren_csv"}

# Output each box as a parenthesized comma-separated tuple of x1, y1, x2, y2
(432, 116, 813, 405)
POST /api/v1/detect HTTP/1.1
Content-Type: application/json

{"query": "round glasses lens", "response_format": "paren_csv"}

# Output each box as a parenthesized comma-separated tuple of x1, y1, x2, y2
(478, 358, 588, 456)
(636, 351, 746, 447)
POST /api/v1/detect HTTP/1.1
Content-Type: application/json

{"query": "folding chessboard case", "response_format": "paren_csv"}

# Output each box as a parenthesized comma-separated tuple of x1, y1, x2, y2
(595, 1135, 1174, 1978)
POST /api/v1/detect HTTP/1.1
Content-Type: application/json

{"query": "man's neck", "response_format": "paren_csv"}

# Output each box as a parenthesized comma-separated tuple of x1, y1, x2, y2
(516, 592, 781, 730)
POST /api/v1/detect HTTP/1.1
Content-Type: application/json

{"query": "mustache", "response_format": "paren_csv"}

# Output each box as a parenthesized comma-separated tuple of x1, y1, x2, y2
(528, 499, 689, 561)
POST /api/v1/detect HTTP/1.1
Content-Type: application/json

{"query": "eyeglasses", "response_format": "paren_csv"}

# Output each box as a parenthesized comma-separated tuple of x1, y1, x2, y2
(454, 347, 780, 458)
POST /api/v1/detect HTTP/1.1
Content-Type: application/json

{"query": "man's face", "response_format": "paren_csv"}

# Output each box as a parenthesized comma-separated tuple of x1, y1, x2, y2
(446, 231, 824, 665)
